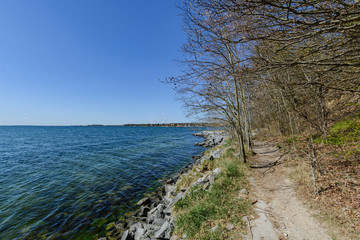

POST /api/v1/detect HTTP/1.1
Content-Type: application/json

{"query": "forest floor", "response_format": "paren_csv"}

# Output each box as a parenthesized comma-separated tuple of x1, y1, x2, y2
(246, 141, 332, 240)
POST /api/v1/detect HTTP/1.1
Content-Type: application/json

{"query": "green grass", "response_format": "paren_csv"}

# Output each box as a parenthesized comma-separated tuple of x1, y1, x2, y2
(173, 149, 252, 239)
(314, 112, 360, 145)
(224, 139, 232, 147)
(224, 148, 235, 158)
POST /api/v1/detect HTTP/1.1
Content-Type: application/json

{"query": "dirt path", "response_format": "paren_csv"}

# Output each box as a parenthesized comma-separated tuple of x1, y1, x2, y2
(246, 142, 331, 240)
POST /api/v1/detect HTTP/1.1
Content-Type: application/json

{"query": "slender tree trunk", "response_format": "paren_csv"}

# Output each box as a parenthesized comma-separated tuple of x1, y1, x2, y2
(240, 81, 253, 153)
(281, 91, 296, 150)
(234, 79, 246, 163)
(318, 87, 328, 144)
(275, 100, 283, 135)
(308, 124, 319, 195)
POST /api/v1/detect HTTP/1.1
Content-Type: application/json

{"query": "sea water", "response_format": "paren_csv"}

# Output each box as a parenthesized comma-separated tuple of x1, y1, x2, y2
(0, 126, 204, 239)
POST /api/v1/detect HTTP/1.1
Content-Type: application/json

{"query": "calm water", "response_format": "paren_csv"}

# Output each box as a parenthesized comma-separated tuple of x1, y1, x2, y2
(0, 126, 204, 239)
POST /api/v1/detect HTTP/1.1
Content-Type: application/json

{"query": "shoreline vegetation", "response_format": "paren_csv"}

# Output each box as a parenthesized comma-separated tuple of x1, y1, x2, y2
(98, 130, 253, 240)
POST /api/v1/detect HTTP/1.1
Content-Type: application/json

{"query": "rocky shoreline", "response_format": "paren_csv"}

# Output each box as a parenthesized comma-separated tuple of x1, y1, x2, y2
(100, 131, 227, 240)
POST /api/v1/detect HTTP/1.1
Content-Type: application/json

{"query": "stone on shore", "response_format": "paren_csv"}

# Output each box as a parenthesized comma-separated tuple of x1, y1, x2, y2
(154, 221, 171, 239)
(213, 168, 221, 176)
(137, 197, 150, 206)
(121, 230, 131, 240)
(116, 130, 228, 240)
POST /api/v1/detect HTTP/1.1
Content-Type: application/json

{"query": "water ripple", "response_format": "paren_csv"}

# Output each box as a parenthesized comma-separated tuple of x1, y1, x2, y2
(0, 126, 205, 239)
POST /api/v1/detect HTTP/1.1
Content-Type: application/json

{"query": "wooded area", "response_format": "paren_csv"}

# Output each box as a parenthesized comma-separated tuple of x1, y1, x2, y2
(166, 1, 359, 236)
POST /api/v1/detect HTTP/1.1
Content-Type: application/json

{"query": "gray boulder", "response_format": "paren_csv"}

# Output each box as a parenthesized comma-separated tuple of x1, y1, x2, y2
(170, 193, 185, 206)
(154, 221, 171, 239)
(137, 197, 150, 206)
(121, 230, 132, 240)
(134, 226, 146, 240)
(213, 168, 221, 177)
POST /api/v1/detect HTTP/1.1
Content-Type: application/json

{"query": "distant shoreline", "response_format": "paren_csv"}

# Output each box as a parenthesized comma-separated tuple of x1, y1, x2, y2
(87, 123, 214, 127)
(0, 123, 216, 127)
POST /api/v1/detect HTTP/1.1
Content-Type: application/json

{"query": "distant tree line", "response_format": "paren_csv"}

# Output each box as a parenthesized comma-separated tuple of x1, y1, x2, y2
(122, 123, 214, 127)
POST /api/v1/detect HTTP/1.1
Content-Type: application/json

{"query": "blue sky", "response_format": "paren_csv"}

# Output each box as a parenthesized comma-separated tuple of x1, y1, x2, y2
(0, 0, 189, 125)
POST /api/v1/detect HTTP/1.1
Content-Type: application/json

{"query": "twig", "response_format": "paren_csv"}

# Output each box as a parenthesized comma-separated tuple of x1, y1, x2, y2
(250, 152, 287, 169)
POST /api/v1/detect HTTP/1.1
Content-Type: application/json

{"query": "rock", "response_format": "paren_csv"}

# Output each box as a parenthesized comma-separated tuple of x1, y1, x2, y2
(148, 203, 165, 220)
(141, 223, 159, 237)
(137, 197, 150, 206)
(134, 226, 146, 240)
(98, 238, 107, 240)
(154, 221, 171, 239)
(209, 175, 215, 184)
(249, 177, 256, 186)
(165, 228, 171, 239)
(129, 222, 141, 233)
(210, 148, 222, 159)
(202, 182, 210, 190)
(150, 201, 158, 210)
(171, 192, 185, 205)
(193, 131, 228, 148)
(148, 207, 157, 215)
(115, 223, 125, 231)
(193, 177, 205, 187)
(226, 223, 235, 231)
(166, 178, 174, 184)
(118, 131, 230, 240)
(254, 199, 270, 211)
(210, 225, 218, 232)
(163, 206, 172, 215)
(152, 218, 167, 227)
(121, 230, 131, 240)
(168, 216, 176, 225)
(139, 206, 150, 217)
(242, 216, 249, 222)
(240, 188, 249, 195)
(213, 168, 221, 177)
(237, 193, 248, 200)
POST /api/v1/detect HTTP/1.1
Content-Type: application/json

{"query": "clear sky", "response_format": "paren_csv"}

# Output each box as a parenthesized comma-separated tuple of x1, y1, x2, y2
(0, 0, 189, 125)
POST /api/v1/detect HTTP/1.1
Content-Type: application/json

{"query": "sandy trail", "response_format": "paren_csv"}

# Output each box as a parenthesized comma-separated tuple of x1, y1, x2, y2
(247, 142, 331, 240)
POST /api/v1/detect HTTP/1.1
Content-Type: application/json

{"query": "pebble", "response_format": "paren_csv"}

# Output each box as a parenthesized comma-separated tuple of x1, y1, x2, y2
(240, 188, 249, 195)
(210, 225, 218, 232)
(249, 177, 257, 186)
(226, 223, 235, 231)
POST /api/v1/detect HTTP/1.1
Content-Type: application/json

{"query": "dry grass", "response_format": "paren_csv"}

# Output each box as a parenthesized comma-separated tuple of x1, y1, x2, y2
(285, 139, 360, 240)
